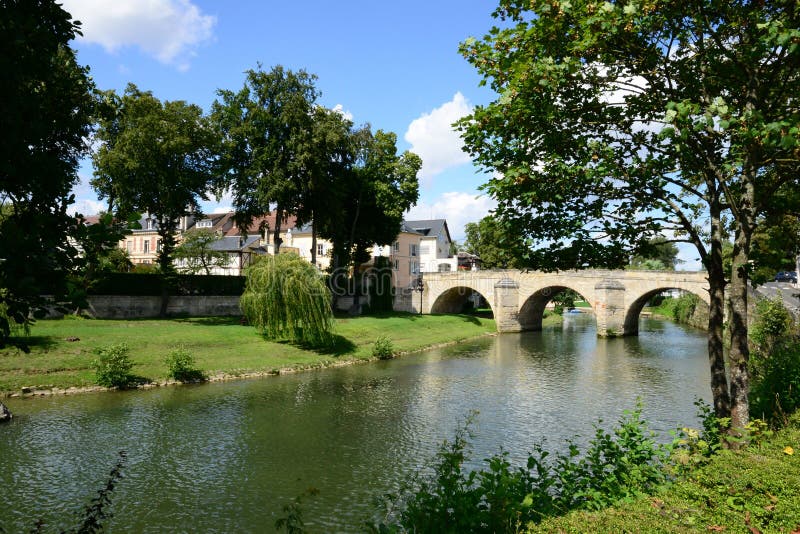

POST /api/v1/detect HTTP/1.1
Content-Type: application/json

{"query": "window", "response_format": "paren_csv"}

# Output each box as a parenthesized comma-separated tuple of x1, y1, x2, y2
(156, 240, 162, 252)
(143, 240, 150, 253)
(317, 243, 324, 256)
(409, 261, 418, 275)
(126, 241, 132, 253)
(393, 259, 399, 270)
(438, 263, 452, 272)
(393, 241, 400, 252)
(409, 244, 417, 257)
(197, 219, 213, 228)
(146, 218, 153, 230)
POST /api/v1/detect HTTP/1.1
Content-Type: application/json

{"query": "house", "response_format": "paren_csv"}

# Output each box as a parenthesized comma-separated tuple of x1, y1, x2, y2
(121, 213, 195, 266)
(405, 219, 458, 274)
(288, 224, 332, 271)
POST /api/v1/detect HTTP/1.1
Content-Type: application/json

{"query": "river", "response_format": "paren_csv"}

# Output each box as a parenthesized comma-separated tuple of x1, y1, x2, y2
(0, 314, 709, 532)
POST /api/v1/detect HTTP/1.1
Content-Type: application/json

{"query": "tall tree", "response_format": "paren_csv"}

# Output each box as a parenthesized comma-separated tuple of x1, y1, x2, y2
(212, 65, 319, 251)
(463, 216, 527, 269)
(629, 238, 681, 271)
(0, 0, 94, 344)
(458, 0, 800, 430)
(317, 128, 421, 310)
(91, 85, 217, 313)
(295, 106, 354, 266)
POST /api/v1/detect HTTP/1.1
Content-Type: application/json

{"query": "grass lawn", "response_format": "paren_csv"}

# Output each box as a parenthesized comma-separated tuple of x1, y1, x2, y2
(0, 313, 495, 394)
(531, 415, 800, 533)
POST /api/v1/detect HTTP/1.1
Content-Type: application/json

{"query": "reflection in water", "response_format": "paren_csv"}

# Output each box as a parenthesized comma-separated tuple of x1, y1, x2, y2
(0, 315, 709, 532)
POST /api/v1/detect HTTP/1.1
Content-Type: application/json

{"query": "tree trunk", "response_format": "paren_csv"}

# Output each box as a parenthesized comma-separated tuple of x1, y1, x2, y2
(273, 207, 284, 255)
(707, 205, 731, 420)
(310, 212, 317, 267)
(728, 227, 752, 432)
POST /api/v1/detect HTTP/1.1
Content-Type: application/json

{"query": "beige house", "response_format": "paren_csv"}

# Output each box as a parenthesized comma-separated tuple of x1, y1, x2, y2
(122, 213, 195, 266)
(287, 224, 332, 271)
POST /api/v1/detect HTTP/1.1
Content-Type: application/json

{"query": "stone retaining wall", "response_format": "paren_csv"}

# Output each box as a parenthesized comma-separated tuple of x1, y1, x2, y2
(87, 295, 241, 319)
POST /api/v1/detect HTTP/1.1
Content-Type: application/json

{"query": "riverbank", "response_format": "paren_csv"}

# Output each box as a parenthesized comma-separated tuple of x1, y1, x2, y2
(531, 413, 800, 533)
(0, 313, 501, 397)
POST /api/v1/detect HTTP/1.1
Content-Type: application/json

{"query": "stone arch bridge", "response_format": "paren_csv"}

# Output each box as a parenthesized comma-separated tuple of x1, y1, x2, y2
(420, 269, 709, 337)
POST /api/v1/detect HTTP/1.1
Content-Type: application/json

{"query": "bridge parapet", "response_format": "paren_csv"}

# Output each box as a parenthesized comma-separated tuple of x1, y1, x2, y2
(421, 269, 709, 337)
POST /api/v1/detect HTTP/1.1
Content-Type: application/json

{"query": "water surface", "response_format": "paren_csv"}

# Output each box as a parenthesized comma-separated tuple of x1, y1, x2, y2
(0, 315, 709, 532)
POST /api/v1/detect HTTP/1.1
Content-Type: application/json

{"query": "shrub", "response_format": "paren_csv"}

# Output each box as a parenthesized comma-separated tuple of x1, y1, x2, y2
(672, 293, 699, 323)
(372, 336, 394, 360)
(165, 347, 205, 382)
(93, 343, 135, 388)
(750, 296, 800, 425)
(373, 405, 670, 531)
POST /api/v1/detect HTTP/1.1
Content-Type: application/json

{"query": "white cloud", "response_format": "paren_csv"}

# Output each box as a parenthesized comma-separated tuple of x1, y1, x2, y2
(406, 192, 496, 242)
(332, 104, 354, 122)
(404, 93, 473, 182)
(63, 0, 216, 70)
(70, 198, 106, 217)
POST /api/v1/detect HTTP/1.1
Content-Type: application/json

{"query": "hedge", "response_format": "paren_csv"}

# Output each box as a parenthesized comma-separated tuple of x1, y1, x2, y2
(88, 273, 246, 297)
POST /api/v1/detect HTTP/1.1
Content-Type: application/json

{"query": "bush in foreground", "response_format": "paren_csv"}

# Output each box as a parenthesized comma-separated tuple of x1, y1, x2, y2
(92, 343, 135, 388)
(165, 347, 205, 382)
(371, 406, 670, 532)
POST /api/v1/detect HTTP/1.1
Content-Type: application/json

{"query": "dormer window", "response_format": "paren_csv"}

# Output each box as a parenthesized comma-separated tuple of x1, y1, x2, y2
(197, 220, 212, 228)
(146, 218, 153, 230)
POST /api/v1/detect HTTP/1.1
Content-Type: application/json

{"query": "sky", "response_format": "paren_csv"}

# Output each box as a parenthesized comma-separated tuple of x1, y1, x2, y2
(63, 0, 500, 242)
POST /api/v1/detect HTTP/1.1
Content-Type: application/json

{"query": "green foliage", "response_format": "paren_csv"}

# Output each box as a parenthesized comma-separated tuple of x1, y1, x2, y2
(212, 65, 320, 254)
(750, 295, 793, 350)
(750, 296, 800, 424)
(274, 488, 319, 534)
(552, 289, 579, 315)
(372, 336, 394, 360)
(240, 254, 334, 347)
(670, 400, 726, 475)
(174, 228, 230, 275)
(92, 343, 135, 388)
(652, 294, 700, 325)
(165, 347, 205, 382)
(91, 85, 218, 275)
(629, 239, 681, 271)
(66, 451, 127, 534)
(0, 0, 95, 346)
(373, 405, 670, 531)
(671, 294, 699, 324)
(463, 215, 527, 269)
(460, 0, 800, 425)
(536, 413, 800, 533)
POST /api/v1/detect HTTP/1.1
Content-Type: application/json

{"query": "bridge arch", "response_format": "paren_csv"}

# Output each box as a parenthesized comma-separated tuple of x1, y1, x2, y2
(430, 286, 493, 316)
(623, 288, 709, 335)
(518, 285, 592, 330)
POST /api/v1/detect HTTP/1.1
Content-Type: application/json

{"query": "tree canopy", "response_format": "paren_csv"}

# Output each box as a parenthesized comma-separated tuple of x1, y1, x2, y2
(91, 85, 218, 276)
(317, 128, 421, 275)
(459, 0, 800, 429)
(212, 65, 319, 252)
(0, 0, 94, 343)
(463, 216, 527, 269)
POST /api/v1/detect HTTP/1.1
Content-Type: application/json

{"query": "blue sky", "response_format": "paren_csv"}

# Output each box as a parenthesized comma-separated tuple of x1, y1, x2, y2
(64, 0, 501, 241)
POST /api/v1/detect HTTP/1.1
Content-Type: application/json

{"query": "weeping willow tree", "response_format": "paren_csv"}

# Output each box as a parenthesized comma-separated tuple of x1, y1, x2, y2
(241, 254, 334, 347)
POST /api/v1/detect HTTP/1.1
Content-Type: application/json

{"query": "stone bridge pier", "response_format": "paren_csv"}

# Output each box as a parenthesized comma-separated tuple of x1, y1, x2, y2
(420, 269, 709, 337)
